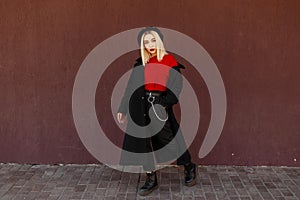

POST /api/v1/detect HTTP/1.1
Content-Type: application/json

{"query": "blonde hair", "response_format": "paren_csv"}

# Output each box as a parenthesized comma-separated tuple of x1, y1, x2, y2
(140, 31, 168, 66)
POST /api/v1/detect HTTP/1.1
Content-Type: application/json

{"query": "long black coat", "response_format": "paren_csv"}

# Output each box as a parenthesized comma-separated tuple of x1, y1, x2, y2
(118, 57, 191, 168)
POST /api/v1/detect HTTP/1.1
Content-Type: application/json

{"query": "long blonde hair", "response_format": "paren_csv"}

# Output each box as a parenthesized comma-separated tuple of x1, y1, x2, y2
(140, 31, 168, 66)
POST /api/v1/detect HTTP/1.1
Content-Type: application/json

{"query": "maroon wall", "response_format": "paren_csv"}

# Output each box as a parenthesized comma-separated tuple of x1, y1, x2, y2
(0, 0, 299, 166)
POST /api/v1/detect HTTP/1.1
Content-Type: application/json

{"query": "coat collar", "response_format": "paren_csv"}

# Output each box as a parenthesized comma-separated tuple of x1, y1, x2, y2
(135, 57, 143, 64)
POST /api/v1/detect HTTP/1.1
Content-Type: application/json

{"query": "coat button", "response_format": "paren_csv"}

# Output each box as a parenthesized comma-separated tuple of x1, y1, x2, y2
(143, 114, 146, 116)
(141, 96, 144, 99)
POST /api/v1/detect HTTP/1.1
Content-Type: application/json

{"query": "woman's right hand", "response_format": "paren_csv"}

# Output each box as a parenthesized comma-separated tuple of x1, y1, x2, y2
(117, 112, 126, 124)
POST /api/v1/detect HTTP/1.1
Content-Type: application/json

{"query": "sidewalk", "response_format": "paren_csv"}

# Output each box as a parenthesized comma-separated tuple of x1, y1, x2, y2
(0, 163, 299, 200)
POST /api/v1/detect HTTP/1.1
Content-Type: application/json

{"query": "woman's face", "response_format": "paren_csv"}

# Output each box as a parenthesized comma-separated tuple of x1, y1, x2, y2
(143, 33, 157, 55)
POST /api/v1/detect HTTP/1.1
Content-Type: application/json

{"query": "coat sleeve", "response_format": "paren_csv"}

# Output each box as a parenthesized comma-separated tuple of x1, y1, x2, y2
(117, 64, 138, 115)
(158, 63, 185, 107)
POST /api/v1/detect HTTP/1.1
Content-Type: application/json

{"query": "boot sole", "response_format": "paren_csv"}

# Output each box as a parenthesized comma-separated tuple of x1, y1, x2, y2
(185, 179, 196, 187)
(138, 185, 158, 196)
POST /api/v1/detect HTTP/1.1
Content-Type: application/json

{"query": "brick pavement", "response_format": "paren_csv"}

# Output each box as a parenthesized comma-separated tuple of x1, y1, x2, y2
(0, 163, 299, 200)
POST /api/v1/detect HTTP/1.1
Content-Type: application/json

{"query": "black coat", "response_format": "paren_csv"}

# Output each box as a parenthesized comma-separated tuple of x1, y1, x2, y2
(118, 57, 190, 168)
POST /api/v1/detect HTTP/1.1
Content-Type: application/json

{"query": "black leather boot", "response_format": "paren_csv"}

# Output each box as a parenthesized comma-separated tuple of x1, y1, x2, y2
(138, 171, 158, 196)
(184, 163, 196, 186)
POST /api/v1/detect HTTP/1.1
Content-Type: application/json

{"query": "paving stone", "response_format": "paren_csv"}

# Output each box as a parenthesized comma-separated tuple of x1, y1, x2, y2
(250, 193, 264, 200)
(171, 195, 183, 200)
(204, 192, 217, 200)
(269, 188, 283, 197)
(95, 188, 106, 196)
(115, 193, 126, 199)
(126, 192, 137, 199)
(215, 191, 229, 199)
(194, 197, 206, 200)
(82, 191, 95, 199)
(281, 188, 295, 197)
(182, 196, 193, 200)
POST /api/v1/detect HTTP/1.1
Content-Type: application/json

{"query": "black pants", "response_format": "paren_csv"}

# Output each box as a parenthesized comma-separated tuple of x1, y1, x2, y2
(120, 92, 191, 171)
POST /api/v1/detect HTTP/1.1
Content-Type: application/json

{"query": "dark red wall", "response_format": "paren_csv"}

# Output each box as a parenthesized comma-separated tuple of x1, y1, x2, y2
(0, 0, 299, 166)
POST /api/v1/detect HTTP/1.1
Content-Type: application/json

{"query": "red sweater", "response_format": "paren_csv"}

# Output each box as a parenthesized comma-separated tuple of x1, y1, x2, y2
(144, 54, 178, 92)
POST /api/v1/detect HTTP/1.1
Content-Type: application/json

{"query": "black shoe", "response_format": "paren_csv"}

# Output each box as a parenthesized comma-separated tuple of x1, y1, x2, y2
(138, 171, 158, 196)
(184, 163, 197, 186)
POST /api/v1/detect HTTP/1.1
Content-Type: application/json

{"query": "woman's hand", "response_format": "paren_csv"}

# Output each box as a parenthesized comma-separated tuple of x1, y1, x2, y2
(117, 112, 126, 124)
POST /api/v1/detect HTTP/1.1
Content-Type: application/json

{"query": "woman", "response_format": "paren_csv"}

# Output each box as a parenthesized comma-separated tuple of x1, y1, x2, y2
(117, 27, 196, 196)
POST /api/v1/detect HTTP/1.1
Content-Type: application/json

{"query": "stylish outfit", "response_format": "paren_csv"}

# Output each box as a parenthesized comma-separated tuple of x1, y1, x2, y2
(118, 54, 191, 171)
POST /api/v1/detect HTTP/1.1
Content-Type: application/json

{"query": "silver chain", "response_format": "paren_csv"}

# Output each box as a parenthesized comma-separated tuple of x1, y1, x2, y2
(147, 92, 168, 122)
